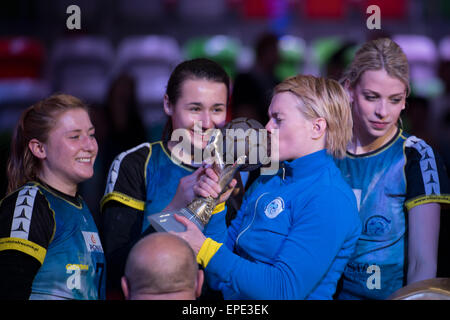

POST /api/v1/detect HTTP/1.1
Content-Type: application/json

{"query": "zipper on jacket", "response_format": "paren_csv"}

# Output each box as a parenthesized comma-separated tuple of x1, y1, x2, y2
(235, 192, 268, 248)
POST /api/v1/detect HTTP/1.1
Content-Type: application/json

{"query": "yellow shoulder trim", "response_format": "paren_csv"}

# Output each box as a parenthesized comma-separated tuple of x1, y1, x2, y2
(399, 129, 408, 140)
(151, 141, 162, 147)
(197, 237, 222, 268)
(347, 128, 403, 158)
(405, 194, 450, 211)
(101, 192, 145, 211)
(144, 142, 153, 184)
(212, 202, 225, 215)
(159, 140, 194, 172)
(0, 237, 46, 265)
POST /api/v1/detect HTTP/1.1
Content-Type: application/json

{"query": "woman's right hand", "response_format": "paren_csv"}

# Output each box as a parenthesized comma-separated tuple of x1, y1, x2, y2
(164, 167, 205, 211)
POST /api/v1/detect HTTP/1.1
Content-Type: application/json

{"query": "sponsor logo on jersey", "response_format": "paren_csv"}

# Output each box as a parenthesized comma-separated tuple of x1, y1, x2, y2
(81, 231, 103, 253)
(66, 263, 89, 271)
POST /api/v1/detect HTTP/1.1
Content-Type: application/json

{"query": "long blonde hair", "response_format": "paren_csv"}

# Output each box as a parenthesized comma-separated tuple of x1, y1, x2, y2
(340, 38, 410, 95)
(274, 74, 353, 158)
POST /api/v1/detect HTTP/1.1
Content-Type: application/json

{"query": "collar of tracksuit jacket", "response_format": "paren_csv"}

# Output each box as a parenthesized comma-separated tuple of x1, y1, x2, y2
(278, 149, 330, 183)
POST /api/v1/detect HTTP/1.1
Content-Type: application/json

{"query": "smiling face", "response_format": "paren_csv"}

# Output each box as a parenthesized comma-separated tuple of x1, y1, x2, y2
(349, 69, 407, 150)
(165, 78, 228, 151)
(37, 108, 98, 194)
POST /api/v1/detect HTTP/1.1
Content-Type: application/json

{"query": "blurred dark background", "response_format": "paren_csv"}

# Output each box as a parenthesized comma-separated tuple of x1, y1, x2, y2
(0, 0, 449, 276)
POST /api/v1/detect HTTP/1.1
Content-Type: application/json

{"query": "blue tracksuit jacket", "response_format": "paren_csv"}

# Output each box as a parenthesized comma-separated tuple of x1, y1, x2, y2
(203, 149, 362, 299)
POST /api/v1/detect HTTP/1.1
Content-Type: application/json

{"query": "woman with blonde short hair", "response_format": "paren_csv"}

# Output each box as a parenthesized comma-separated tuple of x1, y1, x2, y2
(273, 74, 353, 159)
(171, 74, 362, 300)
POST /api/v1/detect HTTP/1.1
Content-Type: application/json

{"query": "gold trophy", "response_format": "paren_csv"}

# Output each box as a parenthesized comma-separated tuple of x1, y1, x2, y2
(148, 118, 268, 232)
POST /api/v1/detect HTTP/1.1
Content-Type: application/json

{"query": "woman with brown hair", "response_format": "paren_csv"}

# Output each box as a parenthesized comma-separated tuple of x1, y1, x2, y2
(100, 58, 240, 298)
(0, 94, 105, 300)
(335, 38, 450, 299)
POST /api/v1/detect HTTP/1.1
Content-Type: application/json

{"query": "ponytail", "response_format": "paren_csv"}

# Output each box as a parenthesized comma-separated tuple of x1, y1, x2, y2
(7, 110, 40, 193)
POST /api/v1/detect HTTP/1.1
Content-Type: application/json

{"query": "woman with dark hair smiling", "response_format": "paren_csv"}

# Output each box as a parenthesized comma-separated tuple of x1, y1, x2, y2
(101, 58, 241, 298)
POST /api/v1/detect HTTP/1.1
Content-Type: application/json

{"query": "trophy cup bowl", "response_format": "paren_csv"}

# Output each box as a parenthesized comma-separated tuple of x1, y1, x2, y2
(148, 117, 268, 232)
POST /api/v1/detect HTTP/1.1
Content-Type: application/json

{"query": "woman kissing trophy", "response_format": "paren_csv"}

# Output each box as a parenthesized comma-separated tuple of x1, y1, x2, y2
(148, 118, 270, 232)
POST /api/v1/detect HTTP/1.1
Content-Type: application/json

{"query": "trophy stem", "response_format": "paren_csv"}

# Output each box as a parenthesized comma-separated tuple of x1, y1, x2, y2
(187, 158, 245, 224)
(187, 197, 216, 225)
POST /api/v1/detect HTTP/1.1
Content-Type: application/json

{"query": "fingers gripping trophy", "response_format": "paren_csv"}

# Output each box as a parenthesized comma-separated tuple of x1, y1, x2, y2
(148, 118, 270, 232)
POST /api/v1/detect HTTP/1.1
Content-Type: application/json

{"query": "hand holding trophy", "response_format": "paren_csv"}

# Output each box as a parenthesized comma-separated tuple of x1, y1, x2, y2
(148, 117, 269, 232)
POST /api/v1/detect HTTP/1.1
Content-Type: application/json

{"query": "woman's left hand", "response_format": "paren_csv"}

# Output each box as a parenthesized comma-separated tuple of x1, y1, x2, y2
(170, 213, 206, 255)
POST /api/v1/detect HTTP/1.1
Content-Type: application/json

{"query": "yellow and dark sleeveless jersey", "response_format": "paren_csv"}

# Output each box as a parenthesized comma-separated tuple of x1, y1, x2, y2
(0, 182, 105, 300)
(102, 141, 195, 232)
(334, 128, 450, 300)
(101, 141, 245, 298)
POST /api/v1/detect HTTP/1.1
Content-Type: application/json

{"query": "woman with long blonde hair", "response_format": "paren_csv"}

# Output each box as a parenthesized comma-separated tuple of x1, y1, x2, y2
(335, 38, 450, 299)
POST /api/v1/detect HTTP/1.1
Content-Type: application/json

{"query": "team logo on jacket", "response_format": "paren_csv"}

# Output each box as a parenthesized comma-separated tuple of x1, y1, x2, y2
(265, 197, 285, 219)
(82, 231, 104, 253)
